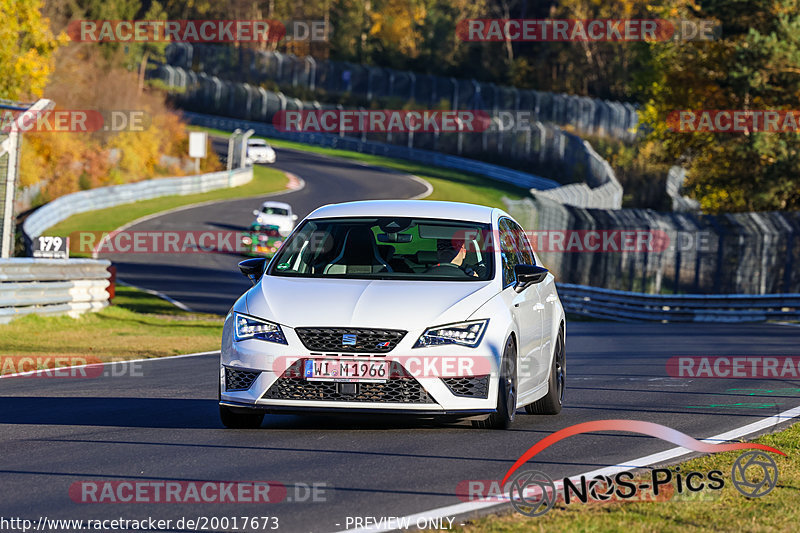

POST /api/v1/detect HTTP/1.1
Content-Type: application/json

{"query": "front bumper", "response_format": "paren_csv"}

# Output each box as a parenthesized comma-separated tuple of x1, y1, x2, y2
(220, 326, 502, 413)
(220, 400, 495, 418)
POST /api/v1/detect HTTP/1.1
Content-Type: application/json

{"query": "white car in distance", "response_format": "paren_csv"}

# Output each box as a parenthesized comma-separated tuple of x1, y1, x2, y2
(245, 138, 276, 165)
(220, 200, 566, 430)
(251, 201, 298, 237)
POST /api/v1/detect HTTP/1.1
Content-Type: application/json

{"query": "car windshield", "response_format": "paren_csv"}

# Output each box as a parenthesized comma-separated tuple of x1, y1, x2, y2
(262, 207, 289, 216)
(248, 140, 268, 147)
(268, 217, 494, 281)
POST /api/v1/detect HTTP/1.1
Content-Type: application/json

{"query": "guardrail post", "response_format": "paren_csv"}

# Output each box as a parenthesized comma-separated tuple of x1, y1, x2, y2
(785, 229, 796, 293)
(240, 129, 255, 169)
(306, 57, 316, 91)
(713, 224, 726, 294)
(227, 129, 241, 171)
(674, 237, 682, 293)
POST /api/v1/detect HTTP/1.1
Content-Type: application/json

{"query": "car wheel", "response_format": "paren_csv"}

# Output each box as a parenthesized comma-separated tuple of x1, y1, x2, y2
(472, 336, 517, 430)
(525, 330, 565, 415)
(219, 405, 264, 429)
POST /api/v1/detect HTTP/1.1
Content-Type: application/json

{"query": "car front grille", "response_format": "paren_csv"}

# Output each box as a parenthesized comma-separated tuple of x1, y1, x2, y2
(225, 367, 260, 391)
(441, 376, 490, 398)
(294, 327, 406, 353)
(262, 361, 434, 403)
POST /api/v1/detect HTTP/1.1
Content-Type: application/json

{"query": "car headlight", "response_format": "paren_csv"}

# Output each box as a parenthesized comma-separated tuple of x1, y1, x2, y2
(233, 313, 287, 344)
(413, 319, 488, 348)
(241, 236, 253, 246)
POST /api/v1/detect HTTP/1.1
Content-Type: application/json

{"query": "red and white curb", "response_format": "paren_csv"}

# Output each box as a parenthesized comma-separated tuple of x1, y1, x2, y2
(285, 172, 305, 191)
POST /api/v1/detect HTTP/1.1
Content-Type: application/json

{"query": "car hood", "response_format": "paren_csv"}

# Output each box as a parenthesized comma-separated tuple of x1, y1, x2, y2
(246, 276, 497, 331)
(254, 214, 291, 227)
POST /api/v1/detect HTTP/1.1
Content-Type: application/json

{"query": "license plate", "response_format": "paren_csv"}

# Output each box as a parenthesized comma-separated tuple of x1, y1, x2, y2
(304, 359, 388, 382)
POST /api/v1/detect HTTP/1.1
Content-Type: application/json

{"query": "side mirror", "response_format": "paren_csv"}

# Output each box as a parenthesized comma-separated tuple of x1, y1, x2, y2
(292, 214, 298, 221)
(239, 257, 267, 285)
(513, 264, 548, 292)
(252, 209, 261, 217)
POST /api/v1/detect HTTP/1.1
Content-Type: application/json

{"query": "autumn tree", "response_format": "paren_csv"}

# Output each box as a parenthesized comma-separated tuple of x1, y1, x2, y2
(0, 0, 65, 100)
(639, 0, 800, 212)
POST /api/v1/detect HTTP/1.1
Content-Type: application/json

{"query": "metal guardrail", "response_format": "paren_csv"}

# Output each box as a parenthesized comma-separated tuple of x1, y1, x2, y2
(158, 60, 624, 208)
(558, 283, 800, 323)
(504, 195, 800, 295)
(184, 112, 575, 192)
(8, 167, 251, 322)
(22, 167, 253, 241)
(666, 166, 700, 213)
(165, 44, 639, 142)
(0, 259, 111, 323)
(169, 79, 623, 208)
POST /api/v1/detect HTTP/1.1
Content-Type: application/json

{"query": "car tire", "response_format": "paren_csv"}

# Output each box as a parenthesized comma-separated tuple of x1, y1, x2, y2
(219, 405, 264, 429)
(472, 336, 517, 430)
(525, 330, 565, 415)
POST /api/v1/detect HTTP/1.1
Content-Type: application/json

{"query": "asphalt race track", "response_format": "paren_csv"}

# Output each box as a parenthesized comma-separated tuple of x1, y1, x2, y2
(2, 324, 800, 532)
(2, 148, 800, 532)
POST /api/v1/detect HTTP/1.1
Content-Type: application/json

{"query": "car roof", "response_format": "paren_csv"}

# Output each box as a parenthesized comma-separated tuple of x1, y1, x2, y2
(248, 138, 268, 143)
(306, 200, 503, 224)
(261, 201, 291, 209)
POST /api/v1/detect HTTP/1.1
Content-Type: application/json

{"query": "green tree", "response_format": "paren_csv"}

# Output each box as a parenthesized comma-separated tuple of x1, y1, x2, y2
(640, 0, 800, 212)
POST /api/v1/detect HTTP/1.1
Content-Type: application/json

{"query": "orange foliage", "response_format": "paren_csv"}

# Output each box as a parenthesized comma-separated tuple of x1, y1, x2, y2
(19, 44, 221, 204)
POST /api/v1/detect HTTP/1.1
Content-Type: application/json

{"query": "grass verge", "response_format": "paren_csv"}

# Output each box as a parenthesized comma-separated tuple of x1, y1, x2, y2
(456, 422, 799, 533)
(190, 126, 528, 209)
(46, 164, 288, 240)
(1, 286, 221, 369)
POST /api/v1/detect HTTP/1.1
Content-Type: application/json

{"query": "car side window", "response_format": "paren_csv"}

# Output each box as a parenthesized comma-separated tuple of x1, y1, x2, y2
(499, 219, 518, 287)
(509, 220, 534, 265)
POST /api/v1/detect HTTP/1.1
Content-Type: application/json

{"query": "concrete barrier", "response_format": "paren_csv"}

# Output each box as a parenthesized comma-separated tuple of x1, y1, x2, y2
(0, 259, 111, 323)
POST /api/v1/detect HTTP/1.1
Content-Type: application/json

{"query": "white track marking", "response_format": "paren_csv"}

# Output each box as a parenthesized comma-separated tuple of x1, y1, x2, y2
(408, 175, 434, 199)
(115, 280, 194, 312)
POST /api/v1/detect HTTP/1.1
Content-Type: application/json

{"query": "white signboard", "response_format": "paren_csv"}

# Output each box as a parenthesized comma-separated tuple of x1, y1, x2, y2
(33, 235, 69, 259)
(188, 131, 208, 158)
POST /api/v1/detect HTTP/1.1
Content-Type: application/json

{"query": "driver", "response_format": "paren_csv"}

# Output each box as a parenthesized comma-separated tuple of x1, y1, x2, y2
(425, 239, 479, 277)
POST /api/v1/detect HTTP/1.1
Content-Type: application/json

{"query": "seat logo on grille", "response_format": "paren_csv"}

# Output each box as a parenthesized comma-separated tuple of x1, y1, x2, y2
(342, 334, 357, 346)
